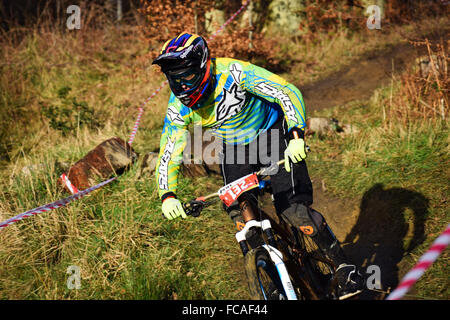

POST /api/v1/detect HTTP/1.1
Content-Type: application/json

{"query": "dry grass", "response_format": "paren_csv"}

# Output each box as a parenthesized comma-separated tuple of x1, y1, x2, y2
(0, 126, 247, 299)
(282, 15, 448, 86)
(390, 38, 448, 123)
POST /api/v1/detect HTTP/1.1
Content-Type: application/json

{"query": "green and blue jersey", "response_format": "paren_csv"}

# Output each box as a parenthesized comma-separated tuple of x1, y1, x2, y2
(155, 57, 306, 199)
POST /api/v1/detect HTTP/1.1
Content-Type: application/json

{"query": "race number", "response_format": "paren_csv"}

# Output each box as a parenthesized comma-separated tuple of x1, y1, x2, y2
(218, 173, 259, 206)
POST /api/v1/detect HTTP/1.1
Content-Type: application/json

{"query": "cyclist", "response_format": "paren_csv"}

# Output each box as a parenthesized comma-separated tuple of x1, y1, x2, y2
(153, 32, 364, 299)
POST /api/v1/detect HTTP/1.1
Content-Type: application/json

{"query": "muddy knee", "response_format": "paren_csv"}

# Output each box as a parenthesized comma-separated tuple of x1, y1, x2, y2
(281, 203, 325, 236)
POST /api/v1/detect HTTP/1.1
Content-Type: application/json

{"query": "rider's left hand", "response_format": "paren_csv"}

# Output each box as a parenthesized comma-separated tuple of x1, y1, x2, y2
(284, 132, 307, 173)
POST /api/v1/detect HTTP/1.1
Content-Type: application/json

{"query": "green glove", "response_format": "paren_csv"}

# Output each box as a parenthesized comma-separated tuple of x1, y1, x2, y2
(162, 197, 187, 220)
(284, 137, 307, 173)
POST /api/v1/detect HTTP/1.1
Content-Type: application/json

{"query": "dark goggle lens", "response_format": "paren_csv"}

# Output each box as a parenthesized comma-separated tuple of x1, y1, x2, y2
(168, 68, 200, 88)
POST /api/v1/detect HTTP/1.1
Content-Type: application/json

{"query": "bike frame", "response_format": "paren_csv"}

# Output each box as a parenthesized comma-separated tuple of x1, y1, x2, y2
(235, 219, 298, 300)
(183, 157, 314, 300)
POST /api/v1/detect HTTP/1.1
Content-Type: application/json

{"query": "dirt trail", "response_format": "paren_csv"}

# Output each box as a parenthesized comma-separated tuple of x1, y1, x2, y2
(295, 40, 426, 299)
(300, 41, 419, 112)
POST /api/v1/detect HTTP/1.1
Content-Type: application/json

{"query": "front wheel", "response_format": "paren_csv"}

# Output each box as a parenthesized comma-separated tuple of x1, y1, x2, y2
(244, 247, 287, 300)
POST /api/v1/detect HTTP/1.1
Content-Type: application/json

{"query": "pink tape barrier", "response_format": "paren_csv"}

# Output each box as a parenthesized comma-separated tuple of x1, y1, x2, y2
(386, 224, 450, 300)
(60, 173, 79, 194)
(128, 80, 168, 145)
(0, 177, 117, 231)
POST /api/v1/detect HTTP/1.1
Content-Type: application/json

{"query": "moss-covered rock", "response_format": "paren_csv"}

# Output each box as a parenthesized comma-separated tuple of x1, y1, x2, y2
(263, 0, 305, 36)
(205, 8, 226, 34)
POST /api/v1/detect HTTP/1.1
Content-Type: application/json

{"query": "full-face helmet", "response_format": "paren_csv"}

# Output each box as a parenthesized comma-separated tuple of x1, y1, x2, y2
(152, 32, 213, 108)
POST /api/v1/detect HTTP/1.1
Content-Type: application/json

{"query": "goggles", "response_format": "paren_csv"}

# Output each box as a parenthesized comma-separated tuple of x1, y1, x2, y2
(166, 66, 202, 92)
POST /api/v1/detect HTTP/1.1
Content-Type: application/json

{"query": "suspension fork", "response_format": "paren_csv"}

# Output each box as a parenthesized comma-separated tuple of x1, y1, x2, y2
(236, 219, 298, 300)
(237, 197, 299, 256)
(238, 198, 258, 223)
(237, 198, 280, 254)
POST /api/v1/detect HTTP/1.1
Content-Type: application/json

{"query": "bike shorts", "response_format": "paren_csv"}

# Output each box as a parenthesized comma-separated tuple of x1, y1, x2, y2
(219, 116, 313, 216)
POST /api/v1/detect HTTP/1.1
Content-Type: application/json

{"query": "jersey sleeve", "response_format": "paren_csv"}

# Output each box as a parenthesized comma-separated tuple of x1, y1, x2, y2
(155, 96, 190, 200)
(240, 62, 307, 133)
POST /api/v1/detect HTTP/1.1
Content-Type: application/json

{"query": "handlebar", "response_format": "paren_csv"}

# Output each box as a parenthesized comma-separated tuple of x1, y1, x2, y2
(181, 145, 310, 218)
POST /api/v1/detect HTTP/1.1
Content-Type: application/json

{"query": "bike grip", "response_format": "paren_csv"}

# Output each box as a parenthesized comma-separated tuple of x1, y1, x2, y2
(278, 145, 310, 162)
(182, 203, 191, 216)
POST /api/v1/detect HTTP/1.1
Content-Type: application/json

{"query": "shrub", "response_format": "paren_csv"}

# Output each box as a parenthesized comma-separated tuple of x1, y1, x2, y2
(40, 87, 103, 136)
(138, 0, 279, 68)
(389, 38, 448, 124)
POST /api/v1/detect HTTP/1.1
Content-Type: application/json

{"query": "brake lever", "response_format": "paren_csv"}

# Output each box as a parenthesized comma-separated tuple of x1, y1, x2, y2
(258, 162, 280, 176)
(160, 199, 206, 220)
(183, 200, 205, 217)
(184, 197, 220, 217)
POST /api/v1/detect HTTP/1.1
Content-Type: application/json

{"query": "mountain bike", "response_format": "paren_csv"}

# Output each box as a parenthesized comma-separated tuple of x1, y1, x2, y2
(182, 159, 341, 300)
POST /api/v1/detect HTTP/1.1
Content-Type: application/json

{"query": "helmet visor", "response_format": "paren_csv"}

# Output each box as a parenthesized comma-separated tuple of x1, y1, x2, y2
(167, 67, 202, 93)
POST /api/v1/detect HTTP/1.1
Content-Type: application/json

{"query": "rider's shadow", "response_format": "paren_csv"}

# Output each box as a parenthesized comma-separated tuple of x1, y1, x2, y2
(342, 183, 429, 299)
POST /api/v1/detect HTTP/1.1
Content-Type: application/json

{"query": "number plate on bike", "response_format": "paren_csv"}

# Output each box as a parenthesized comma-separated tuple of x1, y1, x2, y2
(218, 173, 259, 206)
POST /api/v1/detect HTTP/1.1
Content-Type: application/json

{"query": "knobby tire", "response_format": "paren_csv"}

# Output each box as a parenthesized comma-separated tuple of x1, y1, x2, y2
(244, 247, 286, 300)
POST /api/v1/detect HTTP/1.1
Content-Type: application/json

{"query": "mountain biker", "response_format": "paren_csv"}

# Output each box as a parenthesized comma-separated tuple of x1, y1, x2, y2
(152, 32, 364, 299)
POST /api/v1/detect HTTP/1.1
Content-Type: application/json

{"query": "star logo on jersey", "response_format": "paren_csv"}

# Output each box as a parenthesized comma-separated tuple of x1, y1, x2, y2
(167, 106, 185, 125)
(215, 83, 245, 122)
(229, 63, 242, 84)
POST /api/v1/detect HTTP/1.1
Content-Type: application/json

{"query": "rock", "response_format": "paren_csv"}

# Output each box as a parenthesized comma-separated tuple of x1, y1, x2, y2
(21, 161, 69, 178)
(180, 132, 221, 177)
(59, 137, 138, 192)
(341, 123, 360, 135)
(198, 137, 221, 175)
(306, 117, 340, 136)
(263, 0, 304, 36)
(181, 162, 210, 178)
(205, 8, 225, 34)
(306, 117, 359, 137)
(21, 163, 46, 177)
(139, 152, 159, 177)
